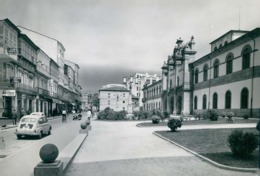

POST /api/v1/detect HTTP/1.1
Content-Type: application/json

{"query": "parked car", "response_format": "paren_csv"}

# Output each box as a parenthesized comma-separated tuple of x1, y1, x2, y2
(30, 112, 45, 116)
(15, 114, 52, 139)
(256, 121, 260, 131)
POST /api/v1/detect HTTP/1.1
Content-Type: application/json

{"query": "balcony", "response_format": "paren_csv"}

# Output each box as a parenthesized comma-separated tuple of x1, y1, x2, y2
(16, 83, 37, 95)
(37, 87, 50, 97)
(0, 46, 18, 63)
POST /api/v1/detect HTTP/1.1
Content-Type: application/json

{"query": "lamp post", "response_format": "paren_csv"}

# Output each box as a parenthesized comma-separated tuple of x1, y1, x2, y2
(123, 76, 135, 114)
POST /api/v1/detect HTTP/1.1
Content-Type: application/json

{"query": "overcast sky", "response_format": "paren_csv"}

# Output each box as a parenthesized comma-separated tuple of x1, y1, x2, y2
(0, 0, 260, 92)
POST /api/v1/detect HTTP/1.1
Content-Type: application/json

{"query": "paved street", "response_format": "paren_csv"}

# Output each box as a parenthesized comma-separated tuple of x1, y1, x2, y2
(64, 120, 257, 176)
(0, 113, 88, 176)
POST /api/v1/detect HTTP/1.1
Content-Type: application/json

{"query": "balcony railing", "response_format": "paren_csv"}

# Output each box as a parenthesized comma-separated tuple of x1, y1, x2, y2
(37, 87, 50, 97)
(16, 83, 38, 94)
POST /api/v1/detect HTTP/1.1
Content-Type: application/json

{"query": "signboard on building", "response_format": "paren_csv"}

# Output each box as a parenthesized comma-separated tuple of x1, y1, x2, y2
(7, 48, 17, 54)
(2, 90, 16, 97)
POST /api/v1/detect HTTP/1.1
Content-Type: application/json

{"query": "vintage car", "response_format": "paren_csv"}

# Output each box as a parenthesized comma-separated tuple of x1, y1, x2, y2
(15, 113, 51, 139)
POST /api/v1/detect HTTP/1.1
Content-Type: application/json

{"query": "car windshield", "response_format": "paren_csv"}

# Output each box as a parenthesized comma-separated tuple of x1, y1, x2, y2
(21, 118, 37, 123)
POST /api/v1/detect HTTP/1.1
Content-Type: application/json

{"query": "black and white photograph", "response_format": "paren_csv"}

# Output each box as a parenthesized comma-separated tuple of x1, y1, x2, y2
(0, 0, 259, 175)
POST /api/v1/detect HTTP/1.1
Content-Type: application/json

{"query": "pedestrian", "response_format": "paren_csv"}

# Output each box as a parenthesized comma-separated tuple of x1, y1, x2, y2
(12, 109, 17, 125)
(87, 109, 92, 120)
(21, 108, 25, 118)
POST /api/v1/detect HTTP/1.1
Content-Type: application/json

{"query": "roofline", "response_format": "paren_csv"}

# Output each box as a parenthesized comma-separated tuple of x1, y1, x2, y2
(19, 33, 39, 50)
(193, 27, 260, 66)
(99, 89, 129, 92)
(64, 59, 80, 69)
(3, 18, 21, 33)
(209, 30, 248, 44)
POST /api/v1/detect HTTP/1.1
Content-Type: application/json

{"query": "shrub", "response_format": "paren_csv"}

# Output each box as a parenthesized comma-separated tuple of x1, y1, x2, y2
(167, 117, 182, 132)
(228, 129, 258, 158)
(220, 112, 226, 118)
(151, 115, 160, 124)
(133, 110, 151, 120)
(208, 110, 219, 121)
(243, 114, 249, 119)
(163, 111, 170, 119)
(194, 113, 202, 120)
(226, 112, 234, 119)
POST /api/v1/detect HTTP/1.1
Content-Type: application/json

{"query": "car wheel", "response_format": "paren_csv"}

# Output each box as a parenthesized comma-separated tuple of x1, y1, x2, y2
(38, 131, 43, 139)
(17, 135, 22, 139)
(48, 128, 51, 135)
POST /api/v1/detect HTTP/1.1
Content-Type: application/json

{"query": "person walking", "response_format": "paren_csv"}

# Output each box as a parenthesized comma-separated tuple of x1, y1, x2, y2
(12, 109, 17, 125)
(62, 109, 67, 123)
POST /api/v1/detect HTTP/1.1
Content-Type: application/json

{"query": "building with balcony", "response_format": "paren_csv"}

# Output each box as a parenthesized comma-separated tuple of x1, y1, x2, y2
(19, 25, 82, 113)
(0, 19, 20, 118)
(0, 18, 82, 118)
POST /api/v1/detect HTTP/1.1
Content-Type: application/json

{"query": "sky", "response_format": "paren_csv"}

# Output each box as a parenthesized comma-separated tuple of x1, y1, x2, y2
(0, 0, 260, 92)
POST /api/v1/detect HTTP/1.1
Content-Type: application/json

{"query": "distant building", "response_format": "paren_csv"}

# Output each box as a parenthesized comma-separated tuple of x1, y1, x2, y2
(124, 73, 160, 110)
(99, 84, 130, 112)
(142, 79, 162, 111)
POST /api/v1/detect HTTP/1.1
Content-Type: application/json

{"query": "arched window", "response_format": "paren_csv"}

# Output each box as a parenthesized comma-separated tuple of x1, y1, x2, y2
(219, 44, 223, 48)
(225, 91, 232, 109)
(213, 59, 219, 78)
(213, 92, 218, 109)
(194, 96, 198, 110)
(242, 47, 251, 70)
(194, 68, 199, 84)
(203, 95, 207, 109)
(226, 54, 233, 74)
(214, 46, 217, 51)
(241, 88, 249, 109)
(203, 64, 208, 81)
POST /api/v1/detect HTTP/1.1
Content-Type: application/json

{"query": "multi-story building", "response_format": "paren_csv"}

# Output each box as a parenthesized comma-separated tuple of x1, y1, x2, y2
(124, 73, 160, 110)
(99, 84, 130, 112)
(0, 18, 82, 118)
(35, 49, 52, 116)
(161, 28, 260, 118)
(0, 19, 21, 118)
(191, 28, 260, 117)
(142, 79, 162, 111)
(19, 25, 82, 113)
(161, 37, 196, 115)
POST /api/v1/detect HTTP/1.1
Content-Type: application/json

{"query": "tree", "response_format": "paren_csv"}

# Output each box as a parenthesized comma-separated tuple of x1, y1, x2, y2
(91, 93, 100, 111)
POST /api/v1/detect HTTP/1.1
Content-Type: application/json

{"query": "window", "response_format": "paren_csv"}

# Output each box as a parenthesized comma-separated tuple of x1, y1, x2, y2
(177, 76, 180, 86)
(241, 88, 249, 109)
(213, 93, 218, 109)
(225, 91, 231, 109)
(170, 80, 172, 88)
(194, 96, 198, 110)
(226, 54, 233, 74)
(242, 47, 251, 70)
(224, 41, 228, 46)
(194, 69, 199, 84)
(108, 93, 110, 98)
(123, 101, 125, 103)
(203, 95, 207, 109)
(203, 64, 208, 81)
(108, 100, 110, 105)
(213, 60, 219, 78)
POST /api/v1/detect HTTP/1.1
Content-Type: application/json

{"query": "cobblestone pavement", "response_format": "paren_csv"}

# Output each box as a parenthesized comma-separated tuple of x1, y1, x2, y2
(64, 120, 257, 176)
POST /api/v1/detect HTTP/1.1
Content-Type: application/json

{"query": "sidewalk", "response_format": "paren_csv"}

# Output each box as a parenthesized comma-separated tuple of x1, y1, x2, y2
(64, 120, 256, 176)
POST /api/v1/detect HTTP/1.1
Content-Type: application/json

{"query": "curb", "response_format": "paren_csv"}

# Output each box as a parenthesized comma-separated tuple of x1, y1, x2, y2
(153, 132, 258, 173)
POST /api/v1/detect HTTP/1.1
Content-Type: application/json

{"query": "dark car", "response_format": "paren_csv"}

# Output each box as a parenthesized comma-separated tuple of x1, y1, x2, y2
(256, 121, 260, 131)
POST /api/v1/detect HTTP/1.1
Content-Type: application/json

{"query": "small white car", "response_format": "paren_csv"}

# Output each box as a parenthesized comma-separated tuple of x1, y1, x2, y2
(15, 114, 52, 139)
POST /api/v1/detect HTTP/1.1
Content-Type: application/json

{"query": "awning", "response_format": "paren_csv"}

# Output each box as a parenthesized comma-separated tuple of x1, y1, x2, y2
(52, 98, 63, 104)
